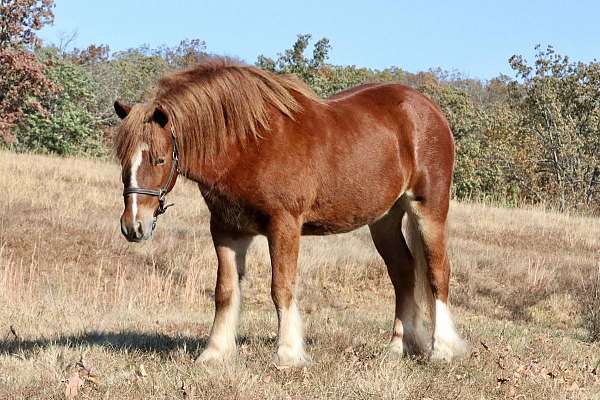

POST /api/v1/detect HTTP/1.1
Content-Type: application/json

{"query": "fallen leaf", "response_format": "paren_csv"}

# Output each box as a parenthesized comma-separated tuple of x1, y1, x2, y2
(239, 343, 250, 356)
(137, 363, 148, 377)
(273, 363, 291, 371)
(9, 325, 20, 341)
(84, 373, 99, 386)
(496, 358, 506, 370)
(76, 356, 99, 385)
(76, 356, 90, 373)
(64, 372, 84, 400)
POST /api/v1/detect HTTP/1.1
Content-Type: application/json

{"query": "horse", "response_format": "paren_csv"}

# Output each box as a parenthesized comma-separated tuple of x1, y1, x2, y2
(113, 58, 467, 367)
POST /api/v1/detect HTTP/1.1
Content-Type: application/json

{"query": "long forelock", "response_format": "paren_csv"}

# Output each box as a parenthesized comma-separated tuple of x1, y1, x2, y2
(115, 104, 165, 166)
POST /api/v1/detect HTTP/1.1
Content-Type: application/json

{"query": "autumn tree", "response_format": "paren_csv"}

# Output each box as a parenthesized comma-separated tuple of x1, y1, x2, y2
(13, 47, 104, 156)
(66, 43, 110, 66)
(0, 0, 55, 143)
(509, 46, 600, 210)
(155, 38, 208, 70)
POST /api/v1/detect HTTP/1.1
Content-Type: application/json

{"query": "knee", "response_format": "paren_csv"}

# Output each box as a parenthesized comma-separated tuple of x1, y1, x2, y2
(271, 284, 293, 308)
(215, 287, 236, 309)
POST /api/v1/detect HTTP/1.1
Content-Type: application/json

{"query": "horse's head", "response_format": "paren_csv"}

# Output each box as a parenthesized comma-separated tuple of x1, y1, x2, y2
(114, 100, 179, 242)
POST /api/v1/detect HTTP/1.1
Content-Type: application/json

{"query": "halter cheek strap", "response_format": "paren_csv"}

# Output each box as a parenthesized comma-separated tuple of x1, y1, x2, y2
(123, 127, 179, 217)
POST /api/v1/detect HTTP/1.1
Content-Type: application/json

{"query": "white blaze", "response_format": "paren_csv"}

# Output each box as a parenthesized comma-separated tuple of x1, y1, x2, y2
(129, 144, 147, 221)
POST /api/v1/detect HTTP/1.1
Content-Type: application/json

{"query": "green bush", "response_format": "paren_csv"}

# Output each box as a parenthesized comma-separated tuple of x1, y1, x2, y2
(12, 48, 104, 156)
(5, 33, 599, 213)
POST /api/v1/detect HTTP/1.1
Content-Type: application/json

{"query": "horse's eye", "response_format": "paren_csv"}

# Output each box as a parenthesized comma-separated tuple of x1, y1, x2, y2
(154, 158, 166, 166)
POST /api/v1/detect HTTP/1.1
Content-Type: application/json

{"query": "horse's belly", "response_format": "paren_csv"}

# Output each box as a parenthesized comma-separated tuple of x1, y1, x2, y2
(302, 196, 399, 235)
(301, 217, 374, 235)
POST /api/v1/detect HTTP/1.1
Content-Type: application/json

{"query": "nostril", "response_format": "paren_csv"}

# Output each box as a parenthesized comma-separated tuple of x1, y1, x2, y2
(135, 221, 143, 238)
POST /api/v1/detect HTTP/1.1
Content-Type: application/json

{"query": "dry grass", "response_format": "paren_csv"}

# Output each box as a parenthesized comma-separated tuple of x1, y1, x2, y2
(1, 150, 599, 399)
(580, 266, 600, 343)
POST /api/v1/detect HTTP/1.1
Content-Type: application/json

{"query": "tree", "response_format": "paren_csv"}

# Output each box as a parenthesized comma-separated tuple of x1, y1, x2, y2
(0, 0, 55, 143)
(66, 43, 110, 66)
(101, 47, 168, 125)
(509, 46, 600, 210)
(257, 34, 338, 96)
(13, 48, 104, 156)
(154, 38, 208, 70)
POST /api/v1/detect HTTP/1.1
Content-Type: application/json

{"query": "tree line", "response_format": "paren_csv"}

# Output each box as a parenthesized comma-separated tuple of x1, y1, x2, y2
(1, 1, 599, 212)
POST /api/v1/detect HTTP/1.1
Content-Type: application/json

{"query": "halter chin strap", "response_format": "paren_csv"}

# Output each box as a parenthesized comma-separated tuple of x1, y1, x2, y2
(123, 126, 179, 216)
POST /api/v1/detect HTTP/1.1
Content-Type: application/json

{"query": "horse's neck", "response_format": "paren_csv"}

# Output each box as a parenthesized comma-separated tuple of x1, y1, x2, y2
(182, 144, 242, 189)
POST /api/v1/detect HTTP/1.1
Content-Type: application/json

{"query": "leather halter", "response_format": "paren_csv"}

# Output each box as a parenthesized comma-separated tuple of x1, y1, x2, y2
(123, 126, 179, 216)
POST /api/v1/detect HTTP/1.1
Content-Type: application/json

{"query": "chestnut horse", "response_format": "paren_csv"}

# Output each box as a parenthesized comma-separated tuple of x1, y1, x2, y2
(113, 58, 467, 367)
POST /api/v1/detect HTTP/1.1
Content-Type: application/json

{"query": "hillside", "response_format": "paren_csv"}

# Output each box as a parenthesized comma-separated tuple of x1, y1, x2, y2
(1, 151, 599, 399)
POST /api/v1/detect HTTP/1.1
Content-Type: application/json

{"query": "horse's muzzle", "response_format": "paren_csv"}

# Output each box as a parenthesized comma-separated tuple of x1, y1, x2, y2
(120, 216, 156, 242)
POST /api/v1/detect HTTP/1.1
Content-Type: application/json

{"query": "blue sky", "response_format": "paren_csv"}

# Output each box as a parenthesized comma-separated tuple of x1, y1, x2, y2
(40, 0, 600, 80)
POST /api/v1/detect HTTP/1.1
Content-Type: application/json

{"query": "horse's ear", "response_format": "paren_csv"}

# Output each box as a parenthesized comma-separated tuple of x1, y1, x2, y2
(152, 106, 169, 128)
(114, 101, 131, 119)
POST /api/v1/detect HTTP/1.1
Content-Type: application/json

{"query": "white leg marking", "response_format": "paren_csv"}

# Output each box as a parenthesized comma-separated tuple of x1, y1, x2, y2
(431, 300, 468, 361)
(198, 242, 247, 362)
(275, 300, 309, 367)
(197, 283, 240, 362)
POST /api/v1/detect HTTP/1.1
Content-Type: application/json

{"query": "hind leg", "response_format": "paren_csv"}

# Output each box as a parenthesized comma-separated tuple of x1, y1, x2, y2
(369, 206, 430, 357)
(408, 201, 468, 361)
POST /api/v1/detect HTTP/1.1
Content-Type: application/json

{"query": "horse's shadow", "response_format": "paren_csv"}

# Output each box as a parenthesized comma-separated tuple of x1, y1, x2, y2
(0, 331, 279, 359)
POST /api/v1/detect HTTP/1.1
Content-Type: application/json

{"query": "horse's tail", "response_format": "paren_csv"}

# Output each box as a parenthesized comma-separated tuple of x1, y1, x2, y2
(403, 212, 435, 323)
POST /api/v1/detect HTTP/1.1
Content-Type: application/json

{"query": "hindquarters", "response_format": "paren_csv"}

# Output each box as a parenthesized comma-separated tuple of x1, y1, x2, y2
(365, 85, 467, 360)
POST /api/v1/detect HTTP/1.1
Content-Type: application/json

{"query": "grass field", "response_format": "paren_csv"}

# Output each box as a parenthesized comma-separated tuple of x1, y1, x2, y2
(1, 150, 599, 399)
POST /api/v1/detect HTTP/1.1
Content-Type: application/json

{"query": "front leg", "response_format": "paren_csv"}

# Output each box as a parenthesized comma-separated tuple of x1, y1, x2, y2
(197, 218, 253, 362)
(268, 213, 309, 367)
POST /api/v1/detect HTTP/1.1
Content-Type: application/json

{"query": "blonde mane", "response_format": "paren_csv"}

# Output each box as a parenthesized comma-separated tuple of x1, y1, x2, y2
(115, 57, 322, 169)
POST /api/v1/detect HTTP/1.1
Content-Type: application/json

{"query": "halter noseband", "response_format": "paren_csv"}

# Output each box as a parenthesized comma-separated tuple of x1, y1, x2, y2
(123, 126, 179, 216)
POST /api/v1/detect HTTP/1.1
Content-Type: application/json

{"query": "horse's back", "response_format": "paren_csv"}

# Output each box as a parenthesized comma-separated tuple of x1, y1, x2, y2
(294, 83, 454, 234)
(210, 82, 455, 236)
(327, 82, 455, 189)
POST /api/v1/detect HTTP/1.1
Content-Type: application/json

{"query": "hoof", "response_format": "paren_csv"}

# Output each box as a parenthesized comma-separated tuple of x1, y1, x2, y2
(388, 338, 405, 355)
(273, 346, 311, 368)
(387, 322, 432, 359)
(432, 300, 469, 362)
(431, 335, 469, 362)
(386, 339, 430, 360)
(384, 341, 405, 361)
(196, 345, 235, 363)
